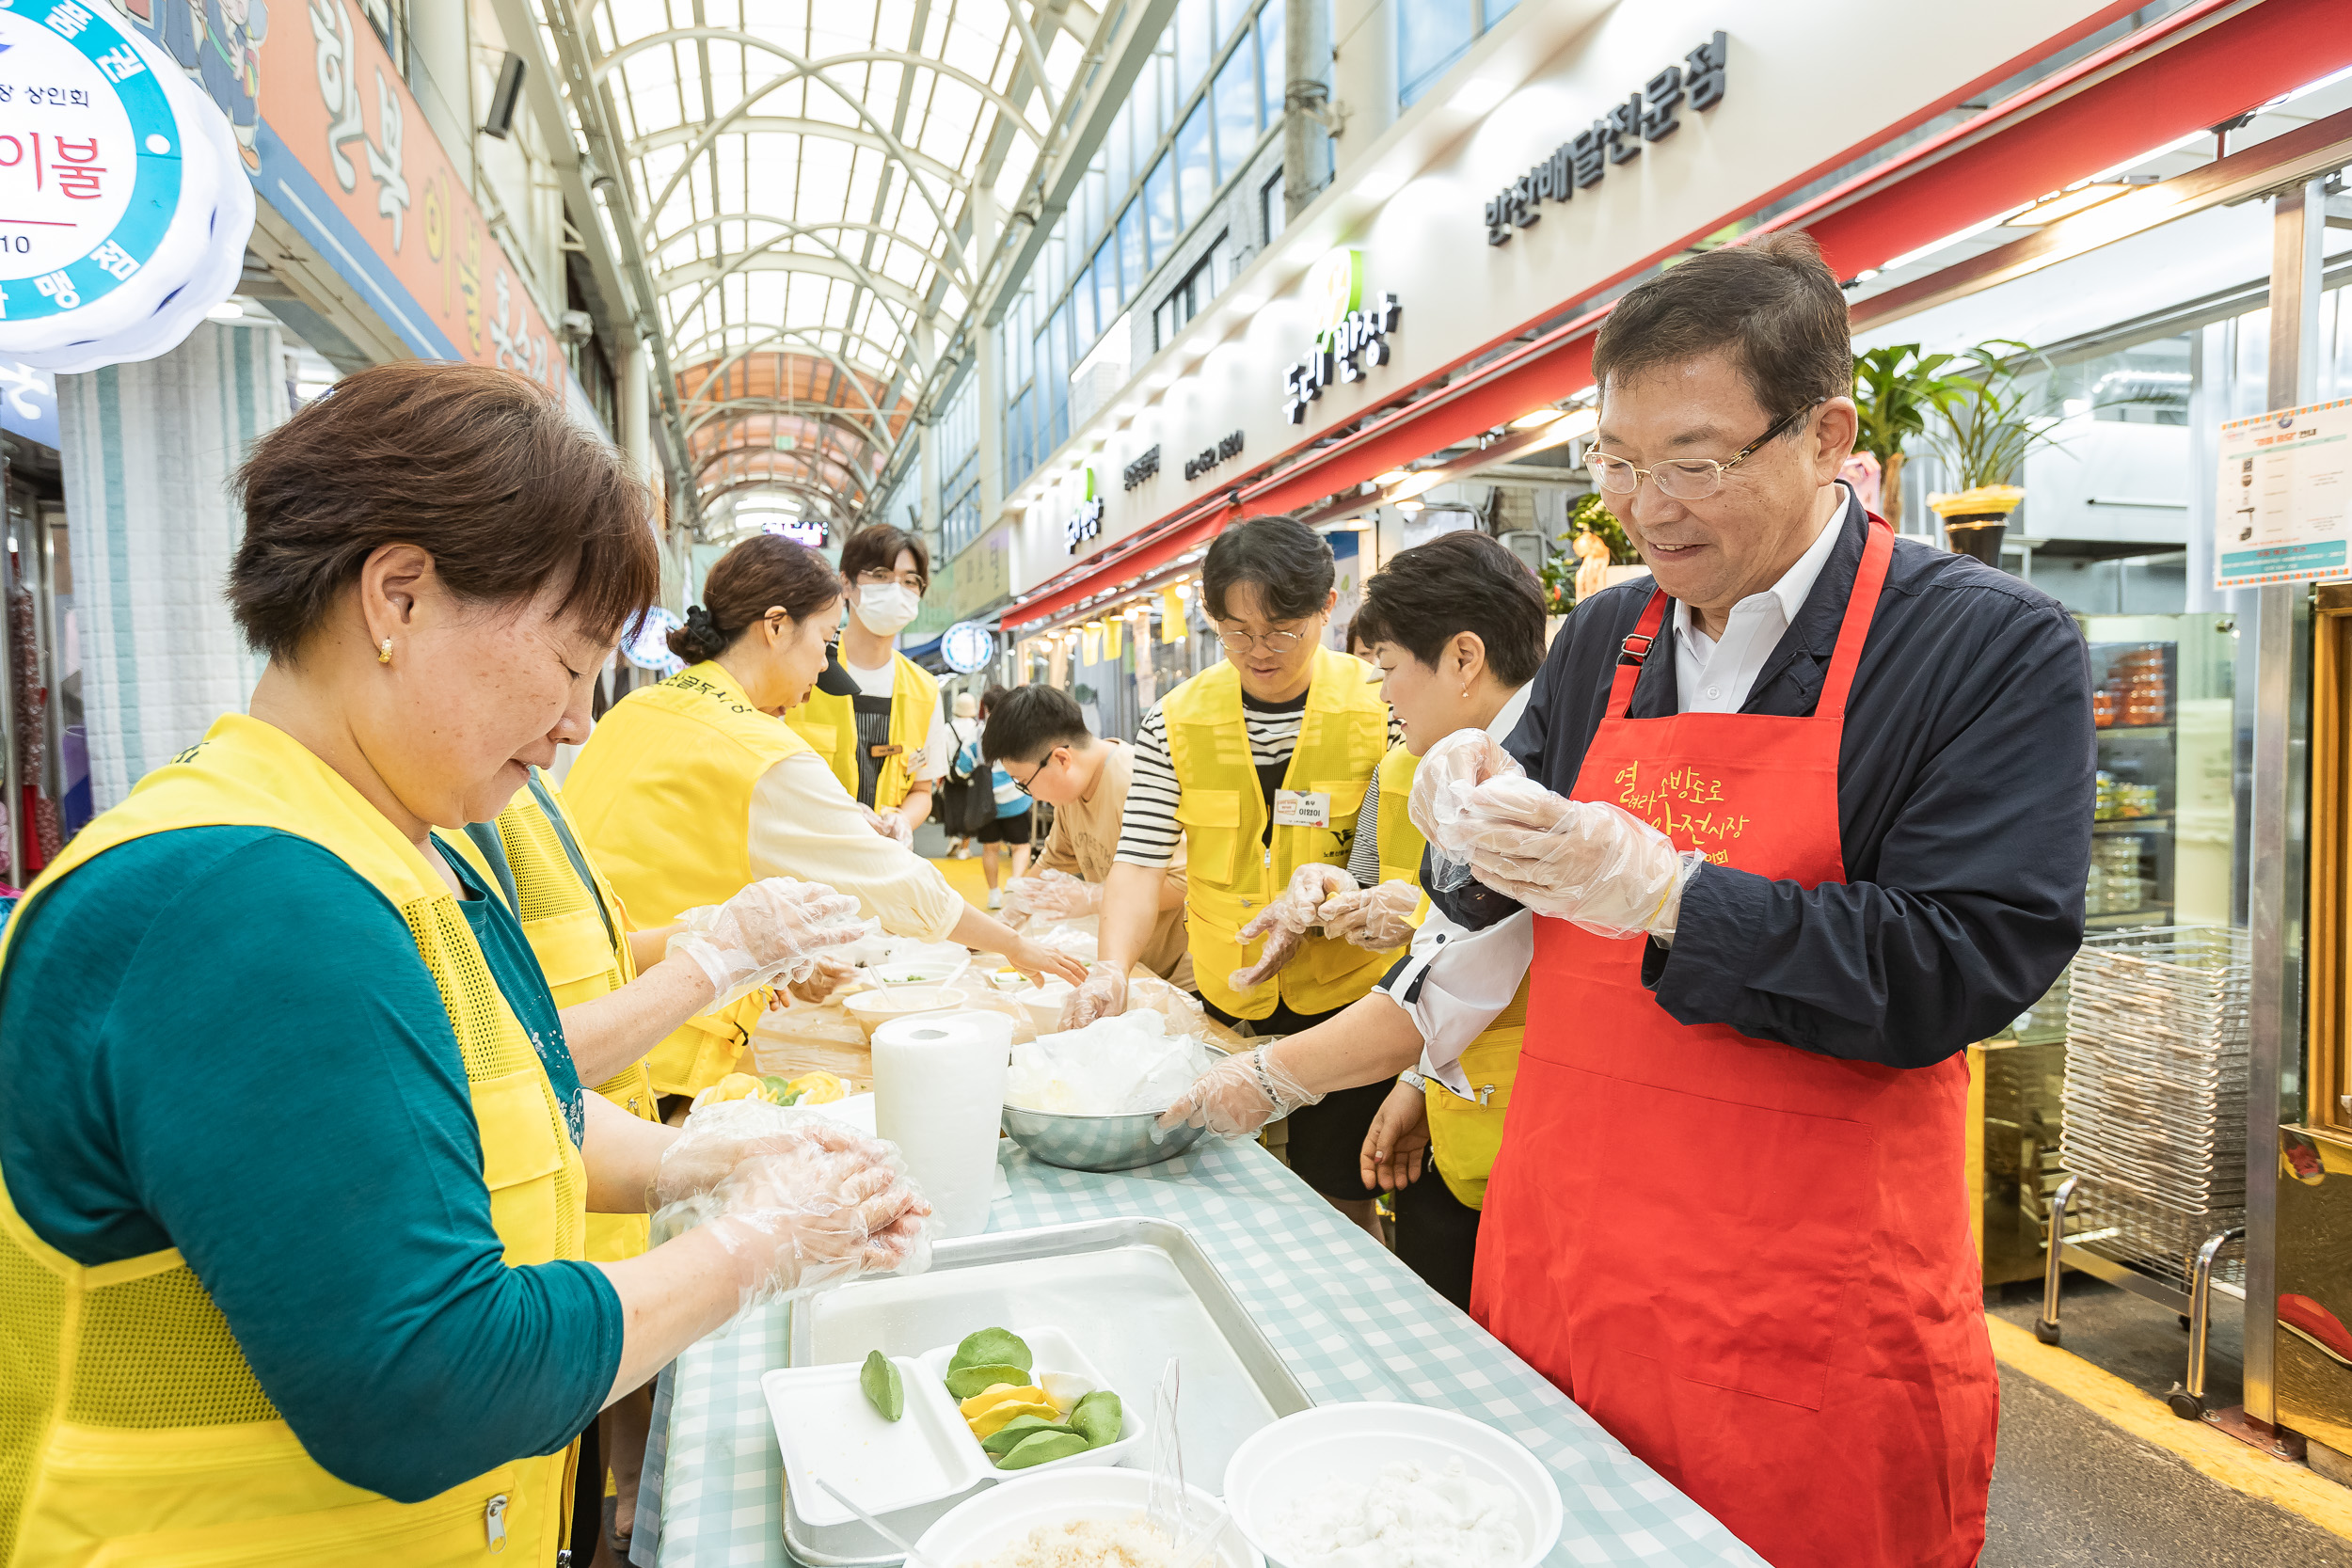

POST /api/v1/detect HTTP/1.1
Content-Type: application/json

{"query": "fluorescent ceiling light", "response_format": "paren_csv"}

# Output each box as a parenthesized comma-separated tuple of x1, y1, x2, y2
(1317, 516, 1373, 532)
(1878, 209, 2025, 273)
(1394, 499, 1425, 514)
(2090, 129, 2212, 181)
(1448, 79, 1509, 115)
(1510, 408, 1565, 429)
(2007, 182, 2133, 225)
(1373, 468, 1411, 486)
(1558, 407, 1599, 440)
(1386, 471, 1445, 502)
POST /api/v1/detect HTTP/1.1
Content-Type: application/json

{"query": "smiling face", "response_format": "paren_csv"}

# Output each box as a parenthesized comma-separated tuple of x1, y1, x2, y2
(1595, 351, 1856, 623)
(1373, 634, 1490, 756)
(1215, 580, 1334, 703)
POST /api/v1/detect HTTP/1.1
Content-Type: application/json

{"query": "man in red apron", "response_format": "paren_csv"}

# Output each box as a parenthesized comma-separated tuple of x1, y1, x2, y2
(1425, 234, 2094, 1567)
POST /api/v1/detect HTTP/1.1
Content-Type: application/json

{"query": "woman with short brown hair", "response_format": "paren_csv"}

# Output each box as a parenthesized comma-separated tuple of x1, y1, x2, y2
(0, 363, 928, 1567)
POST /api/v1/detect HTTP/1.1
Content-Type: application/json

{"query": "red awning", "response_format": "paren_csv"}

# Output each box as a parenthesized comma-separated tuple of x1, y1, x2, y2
(1003, 503, 1232, 631)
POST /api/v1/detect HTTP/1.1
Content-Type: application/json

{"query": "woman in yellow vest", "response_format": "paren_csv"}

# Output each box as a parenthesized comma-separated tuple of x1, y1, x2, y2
(786, 523, 947, 841)
(565, 535, 1085, 1108)
(0, 363, 928, 1567)
(1160, 531, 1548, 1307)
(1074, 515, 1401, 1232)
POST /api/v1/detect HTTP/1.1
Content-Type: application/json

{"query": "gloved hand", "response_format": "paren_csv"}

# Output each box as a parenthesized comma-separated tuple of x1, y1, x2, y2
(1453, 777, 1705, 939)
(667, 879, 865, 1007)
(1004, 868, 1102, 922)
(647, 1101, 932, 1306)
(1155, 1041, 1324, 1138)
(1359, 1080, 1432, 1193)
(859, 803, 914, 846)
(1316, 879, 1420, 951)
(1057, 961, 1129, 1031)
(787, 954, 856, 1006)
(1229, 863, 1359, 992)
(1409, 728, 1523, 891)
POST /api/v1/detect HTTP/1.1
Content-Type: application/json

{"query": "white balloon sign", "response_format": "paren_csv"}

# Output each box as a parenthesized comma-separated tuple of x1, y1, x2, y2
(0, 3, 254, 374)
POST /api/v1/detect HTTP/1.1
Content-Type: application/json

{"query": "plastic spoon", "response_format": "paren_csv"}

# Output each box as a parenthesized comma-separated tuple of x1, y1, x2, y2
(814, 1475, 940, 1568)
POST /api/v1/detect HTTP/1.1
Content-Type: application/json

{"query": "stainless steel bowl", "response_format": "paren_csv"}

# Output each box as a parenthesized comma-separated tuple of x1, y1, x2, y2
(999, 1102, 1209, 1172)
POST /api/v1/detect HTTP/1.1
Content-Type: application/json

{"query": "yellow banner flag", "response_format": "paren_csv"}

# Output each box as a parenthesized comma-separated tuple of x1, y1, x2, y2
(1082, 626, 1103, 664)
(1105, 616, 1124, 661)
(1161, 586, 1185, 642)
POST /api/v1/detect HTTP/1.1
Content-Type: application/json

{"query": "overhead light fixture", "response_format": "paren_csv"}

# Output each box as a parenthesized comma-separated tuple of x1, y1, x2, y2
(1386, 471, 1446, 503)
(1447, 79, 1509, 115)
(1373, 468, 1411, 486)
(1394, 499, 1425, 515)
(1509, 408, 1565, 429)
(1317, 516, 1373, 533)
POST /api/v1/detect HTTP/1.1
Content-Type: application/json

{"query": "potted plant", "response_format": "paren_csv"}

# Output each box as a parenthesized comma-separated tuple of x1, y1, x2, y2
(1538, 493, 1641, 612)
(1926, 339, 2062, 566)
(1852, 344, 1971, 532)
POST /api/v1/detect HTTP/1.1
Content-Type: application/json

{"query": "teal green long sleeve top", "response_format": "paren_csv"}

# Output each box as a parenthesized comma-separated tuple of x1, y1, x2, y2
(0, 825, 623, 1503)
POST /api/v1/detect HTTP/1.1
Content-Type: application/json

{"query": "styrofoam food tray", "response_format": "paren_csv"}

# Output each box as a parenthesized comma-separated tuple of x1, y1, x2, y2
(914, 1468, 1261, 1568)
(762, 1357, 992, 1528)
(1220, 1402, 1563, 1568)
(914, 1324, 1139, 1480)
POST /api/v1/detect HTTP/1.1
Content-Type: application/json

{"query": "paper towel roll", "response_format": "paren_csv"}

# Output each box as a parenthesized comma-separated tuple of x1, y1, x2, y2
(871, 1009, 1013, 1240)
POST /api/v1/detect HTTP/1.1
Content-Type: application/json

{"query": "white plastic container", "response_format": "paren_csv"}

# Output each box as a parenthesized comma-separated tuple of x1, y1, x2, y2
(1219, 1402, 1563, 1568)
(913, 1324, 1139, 1481)
(761, 1357, 993, 1528)
(871, 1009, 1013, 1239)
(913, 1468, 1261, 1568)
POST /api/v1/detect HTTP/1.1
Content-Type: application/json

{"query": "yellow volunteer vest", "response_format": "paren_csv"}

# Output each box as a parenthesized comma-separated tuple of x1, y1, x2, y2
(0, 713, 585, 1568)
(1423, 975, 1528, 1210)
(439, 768, 660, 1261)
(1375, 742, 1428, 890)
(564, 660, 807, 1097)
(786, 653, 938, 811)
(1163, 645, 1394, 1021)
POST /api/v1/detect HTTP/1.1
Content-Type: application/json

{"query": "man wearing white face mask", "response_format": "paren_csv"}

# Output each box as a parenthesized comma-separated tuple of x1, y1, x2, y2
(786, 524, 949, 843)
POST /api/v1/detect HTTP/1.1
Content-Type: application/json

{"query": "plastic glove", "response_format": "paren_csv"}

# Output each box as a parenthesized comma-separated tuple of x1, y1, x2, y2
(787, 954, 856, 1006)
(1316, 879, 1421, 951)
(667, 879, 865, 1008)
(1409, 727, 1524, 892)
(1057, 961, 1129, 1031)
(1155, 1041, 1324, 1138)
(1007, 933, 1090, 990)
(1005, 868, 1102, 922)
(1359, 1080, 1432, 1194)
(1229, 863, 1359, 992)
(647, 1100, 932, 1307)
(859, 803, 914, 846)
(1454, 777, 1705, 939)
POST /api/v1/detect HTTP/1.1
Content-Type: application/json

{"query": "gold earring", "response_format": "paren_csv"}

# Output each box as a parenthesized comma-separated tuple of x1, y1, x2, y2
(377, 638, 393, 665)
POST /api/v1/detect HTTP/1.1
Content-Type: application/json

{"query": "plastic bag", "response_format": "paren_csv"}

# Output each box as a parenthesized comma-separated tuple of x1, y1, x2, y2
(1006, 1012, 1219, 1116)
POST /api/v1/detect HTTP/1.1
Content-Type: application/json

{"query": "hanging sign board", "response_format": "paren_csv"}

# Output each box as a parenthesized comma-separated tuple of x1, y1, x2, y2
(0, 3, 252, 373)
(624, 606, 686, 675)
(2215, 399, 2352, 589)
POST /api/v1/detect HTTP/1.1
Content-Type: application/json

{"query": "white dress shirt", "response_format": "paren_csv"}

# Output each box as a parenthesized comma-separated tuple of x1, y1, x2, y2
(1371, 682, 1535, 1099)
(1671, 484, 1846, 714)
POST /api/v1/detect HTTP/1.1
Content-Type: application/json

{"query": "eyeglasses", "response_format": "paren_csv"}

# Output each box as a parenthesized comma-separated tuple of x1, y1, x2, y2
(1216, 626, 1311, 656)
(1012, 752, 1058, 791)
(855, 567, 927, 591)
(1582, 400, 1825, 501)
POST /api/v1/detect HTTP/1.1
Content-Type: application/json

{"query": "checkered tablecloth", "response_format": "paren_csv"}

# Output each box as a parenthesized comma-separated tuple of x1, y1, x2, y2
(637, 1137, 1763, 1568)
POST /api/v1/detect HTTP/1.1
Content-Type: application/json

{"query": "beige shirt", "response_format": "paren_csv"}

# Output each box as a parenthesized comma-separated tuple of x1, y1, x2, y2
(1038, 740, 1192, 985)
(748, 751, 964, 942)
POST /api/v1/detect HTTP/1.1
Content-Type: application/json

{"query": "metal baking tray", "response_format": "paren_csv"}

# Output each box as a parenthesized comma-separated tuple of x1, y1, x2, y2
(781, 1216, 1310, 1568)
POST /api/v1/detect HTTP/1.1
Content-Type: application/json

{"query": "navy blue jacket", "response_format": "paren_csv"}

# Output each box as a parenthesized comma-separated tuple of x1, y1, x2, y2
(1499, 493, 2094, 1069)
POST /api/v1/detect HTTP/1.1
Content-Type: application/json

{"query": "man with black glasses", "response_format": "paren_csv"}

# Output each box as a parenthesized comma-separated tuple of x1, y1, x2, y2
(1067, 515, 1401, 1236)
(1424, 232, 2092, 1568)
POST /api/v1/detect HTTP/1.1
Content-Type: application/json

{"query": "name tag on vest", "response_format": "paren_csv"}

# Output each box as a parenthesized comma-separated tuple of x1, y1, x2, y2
(1274, 789, 1331, 829)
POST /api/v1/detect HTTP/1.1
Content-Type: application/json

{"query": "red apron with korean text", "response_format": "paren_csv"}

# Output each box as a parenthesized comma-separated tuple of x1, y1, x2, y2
(1470, 521, 1995, 1568)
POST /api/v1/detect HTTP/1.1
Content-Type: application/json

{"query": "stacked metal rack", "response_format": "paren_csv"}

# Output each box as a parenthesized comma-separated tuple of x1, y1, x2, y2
(2037, 926, 2250, 1421)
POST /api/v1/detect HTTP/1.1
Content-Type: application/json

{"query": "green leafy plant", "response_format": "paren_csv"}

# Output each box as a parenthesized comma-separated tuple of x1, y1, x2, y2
(1537, 492, 1641, 612)
(1929, 339, 2065, 491)
(1852, 344, 1973, 531)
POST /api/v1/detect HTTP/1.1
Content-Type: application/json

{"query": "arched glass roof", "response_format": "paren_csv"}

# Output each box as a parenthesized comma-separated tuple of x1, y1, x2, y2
(578, 0, 1107, 531)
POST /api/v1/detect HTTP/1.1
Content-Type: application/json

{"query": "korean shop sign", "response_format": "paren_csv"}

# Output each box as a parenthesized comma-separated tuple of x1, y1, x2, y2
(0, 4, 254, 374)
(115, 0, 575, 400)
(1066, 465, 1105, 554)
(1485, 32, 1727, 246)
(1280, 249, 1402, 425)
